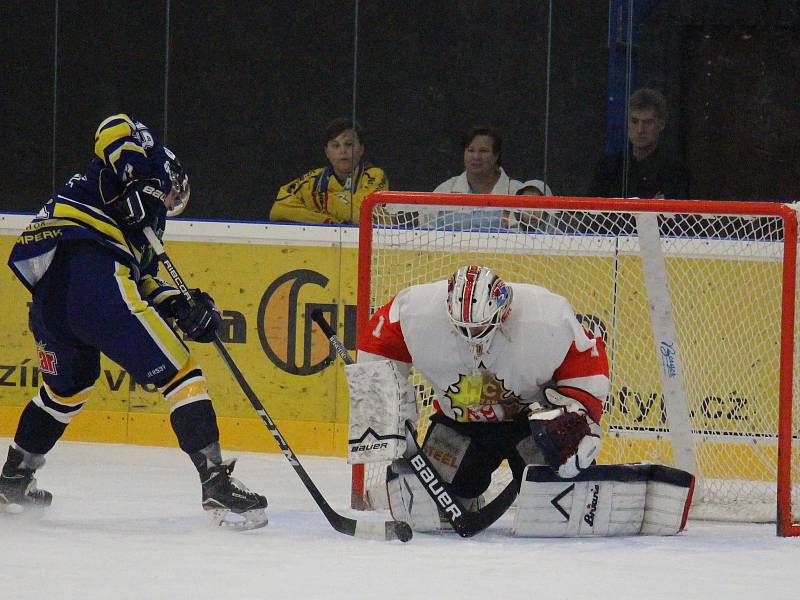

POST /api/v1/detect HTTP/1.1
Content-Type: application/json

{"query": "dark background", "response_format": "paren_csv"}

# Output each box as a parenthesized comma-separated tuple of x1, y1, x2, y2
(2, 1, 799, 221)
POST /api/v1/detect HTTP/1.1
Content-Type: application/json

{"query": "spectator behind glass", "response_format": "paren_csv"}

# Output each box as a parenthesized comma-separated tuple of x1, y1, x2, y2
(270, 118, 388, 224)
(587, 88, 690, 200)
(431, 126, 523, 230)
(512, 179, 558, 232)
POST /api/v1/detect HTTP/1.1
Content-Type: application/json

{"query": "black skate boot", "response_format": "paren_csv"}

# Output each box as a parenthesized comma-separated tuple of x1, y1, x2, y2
(0, 446, 52, 514)
(190, 446, 268, 531)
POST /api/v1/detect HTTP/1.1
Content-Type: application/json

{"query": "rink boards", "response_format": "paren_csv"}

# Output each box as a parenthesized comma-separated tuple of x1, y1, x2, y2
(0, 213, 793, 485)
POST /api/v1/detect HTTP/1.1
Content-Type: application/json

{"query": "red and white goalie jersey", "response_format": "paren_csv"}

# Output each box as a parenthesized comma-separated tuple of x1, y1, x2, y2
(358, 280, 609, 423)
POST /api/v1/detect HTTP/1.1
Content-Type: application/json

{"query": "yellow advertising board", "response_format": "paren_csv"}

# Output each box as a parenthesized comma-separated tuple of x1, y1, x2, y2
(0, 218, 360, 457)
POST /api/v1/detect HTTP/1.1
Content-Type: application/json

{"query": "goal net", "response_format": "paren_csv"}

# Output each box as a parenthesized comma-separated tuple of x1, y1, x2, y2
(351, 192, 800, 536)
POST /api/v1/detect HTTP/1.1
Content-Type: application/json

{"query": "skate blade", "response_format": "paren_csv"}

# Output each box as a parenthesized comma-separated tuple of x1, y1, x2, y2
(207, 507, 268, 531)
(0, 500, 48, 520)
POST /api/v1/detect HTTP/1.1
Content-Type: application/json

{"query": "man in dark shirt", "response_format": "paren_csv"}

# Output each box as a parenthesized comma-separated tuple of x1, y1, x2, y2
(588, 88, 690, 200)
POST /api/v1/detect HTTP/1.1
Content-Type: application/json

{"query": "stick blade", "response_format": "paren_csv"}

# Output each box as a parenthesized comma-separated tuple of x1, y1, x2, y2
(352, 519, 413, 542)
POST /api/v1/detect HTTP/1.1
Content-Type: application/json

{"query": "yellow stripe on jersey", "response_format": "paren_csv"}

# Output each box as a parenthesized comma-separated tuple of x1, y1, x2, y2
(57, 195, 114, 219)
(52, 203, 127, 246)
(138, 275, 179, 304)
(15, 220, 82, 245)
(22, 218, 83, 231)
(139, 275, 160, 297)
(44, 383, 94, 407)
(114, 263, 189, 369)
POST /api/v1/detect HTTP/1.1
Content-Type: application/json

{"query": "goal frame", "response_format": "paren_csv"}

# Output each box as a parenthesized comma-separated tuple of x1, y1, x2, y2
(353, 191, 799, 536)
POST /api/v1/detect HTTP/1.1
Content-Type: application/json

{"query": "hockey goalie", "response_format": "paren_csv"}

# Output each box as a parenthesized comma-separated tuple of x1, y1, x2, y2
(346, 265, 694, 536)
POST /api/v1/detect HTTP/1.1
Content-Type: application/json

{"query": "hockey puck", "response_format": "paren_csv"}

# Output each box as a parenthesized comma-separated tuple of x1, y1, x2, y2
(394, 521, 413, 542)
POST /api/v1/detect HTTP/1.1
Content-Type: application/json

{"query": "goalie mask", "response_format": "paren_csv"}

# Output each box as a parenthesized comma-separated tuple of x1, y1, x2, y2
(446, 265, 512, 354)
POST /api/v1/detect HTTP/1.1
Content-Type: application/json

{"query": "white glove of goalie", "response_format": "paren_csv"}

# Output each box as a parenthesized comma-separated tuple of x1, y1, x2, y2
(529, 386, 602, 479)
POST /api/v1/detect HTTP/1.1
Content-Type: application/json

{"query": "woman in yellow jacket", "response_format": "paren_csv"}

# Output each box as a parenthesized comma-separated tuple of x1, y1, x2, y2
(270, 118, 388, 224)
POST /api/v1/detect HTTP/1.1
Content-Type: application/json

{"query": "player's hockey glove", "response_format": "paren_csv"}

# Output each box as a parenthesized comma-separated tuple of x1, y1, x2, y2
(528, 386, 602, 479)
(105, 178, 168, 232)
(162, 289, 222, 343)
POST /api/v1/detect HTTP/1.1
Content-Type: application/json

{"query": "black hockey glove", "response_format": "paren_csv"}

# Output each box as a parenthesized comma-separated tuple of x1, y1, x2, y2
(163, 289, 222, 343)
(106, 178, 168, 231)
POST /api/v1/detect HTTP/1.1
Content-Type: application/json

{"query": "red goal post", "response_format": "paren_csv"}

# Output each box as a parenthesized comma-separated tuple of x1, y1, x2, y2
(352, 191, 800, 536)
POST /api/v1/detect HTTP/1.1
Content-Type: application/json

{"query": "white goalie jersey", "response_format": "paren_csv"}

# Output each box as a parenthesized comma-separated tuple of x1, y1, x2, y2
(358, 280, 609, 424)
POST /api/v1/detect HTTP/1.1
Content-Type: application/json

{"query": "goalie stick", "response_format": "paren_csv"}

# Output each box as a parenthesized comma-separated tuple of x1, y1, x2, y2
(311, 309, 518, 537)
(142, 227, 412, 543)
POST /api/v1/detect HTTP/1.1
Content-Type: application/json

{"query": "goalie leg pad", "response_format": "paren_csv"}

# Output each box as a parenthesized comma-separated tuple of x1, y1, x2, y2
(512, 464, 694, 537)
(345, 360, 417, 464)
(362, 417, 478, 512)
(387, 465, 446, 532)
(641, 465, 695, 535)
(513, 466, 646, 537)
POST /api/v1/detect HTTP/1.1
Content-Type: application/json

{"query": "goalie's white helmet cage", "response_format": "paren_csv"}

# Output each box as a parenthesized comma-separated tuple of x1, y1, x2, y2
(446, 264, 512, 351)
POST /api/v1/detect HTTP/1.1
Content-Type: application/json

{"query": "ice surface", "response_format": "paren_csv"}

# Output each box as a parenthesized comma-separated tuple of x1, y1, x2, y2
(1, 437, 798, 600)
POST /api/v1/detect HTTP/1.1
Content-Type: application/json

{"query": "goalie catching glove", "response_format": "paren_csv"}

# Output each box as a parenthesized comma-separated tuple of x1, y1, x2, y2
(159, 289, 222, 343)
(529, 386, 602, 479)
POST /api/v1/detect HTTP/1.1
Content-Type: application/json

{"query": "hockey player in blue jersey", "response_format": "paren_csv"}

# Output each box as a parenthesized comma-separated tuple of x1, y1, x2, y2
(0, 114, 268, 529)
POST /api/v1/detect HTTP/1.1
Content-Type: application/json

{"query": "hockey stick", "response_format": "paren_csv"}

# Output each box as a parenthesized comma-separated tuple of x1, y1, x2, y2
(311, 309, 518, 538)
(142, 227, 411, 543)
(403, 421, 519, 538)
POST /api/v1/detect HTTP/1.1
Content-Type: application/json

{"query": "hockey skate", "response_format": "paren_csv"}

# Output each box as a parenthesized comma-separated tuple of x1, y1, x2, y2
(193, 455, 268, 531)
(0, 446, 52, 514)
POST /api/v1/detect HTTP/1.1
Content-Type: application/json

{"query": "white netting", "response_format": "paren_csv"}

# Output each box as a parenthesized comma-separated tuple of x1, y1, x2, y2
(354, 196, 799, 528)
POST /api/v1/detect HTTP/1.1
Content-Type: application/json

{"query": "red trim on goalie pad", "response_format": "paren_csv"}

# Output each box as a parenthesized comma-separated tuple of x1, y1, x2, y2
(650, 465, 696, 532)
(680, 476, 695, 531)
(357, 298, 413, 363)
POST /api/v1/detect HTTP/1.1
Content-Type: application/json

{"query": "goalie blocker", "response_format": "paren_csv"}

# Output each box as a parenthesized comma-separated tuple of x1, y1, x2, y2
(513, 463, 695, 537)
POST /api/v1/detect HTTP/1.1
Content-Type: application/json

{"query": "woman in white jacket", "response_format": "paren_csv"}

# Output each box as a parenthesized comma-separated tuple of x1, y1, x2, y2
(430, 126, 523, 230)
